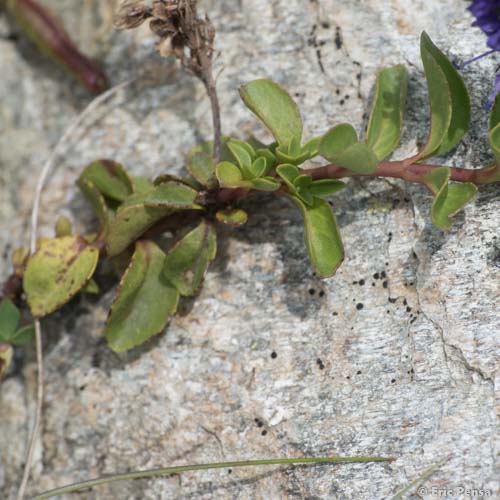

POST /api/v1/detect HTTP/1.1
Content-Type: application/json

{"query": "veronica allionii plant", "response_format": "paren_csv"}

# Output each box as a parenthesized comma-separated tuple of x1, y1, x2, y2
(1, 1, 499, 362)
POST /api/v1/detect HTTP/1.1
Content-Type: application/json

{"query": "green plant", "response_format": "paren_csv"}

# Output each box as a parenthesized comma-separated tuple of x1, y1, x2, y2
(3, 27, 499, 354)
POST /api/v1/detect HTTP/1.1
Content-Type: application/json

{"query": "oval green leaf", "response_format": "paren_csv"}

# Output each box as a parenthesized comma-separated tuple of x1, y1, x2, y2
(78, 159, 133, 202)
(332, 143, 378, 174)
(187, 151, 217, 188)
(107, 184, 200, 257)
(239, 79, 303, 147)
(24, 236, 99, 317)
(418, 32, 470, 160)
(216, 161, 246, 187)
(163, 221, 217, 297)
(366, 64, 408, 160)
(104, 240, 179, 352)
(290, 196, 344, 278)
(0, 299, 20, 341)
(319, 123, 358, 160)
(423, 166, 478, 230)
(309, 179, 346, 198)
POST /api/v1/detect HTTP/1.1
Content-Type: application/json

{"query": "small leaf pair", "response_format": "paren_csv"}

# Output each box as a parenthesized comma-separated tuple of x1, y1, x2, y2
(216, 139, 280, 191)
(239, 79, 320, 165)
(277, 164, 345, 207)
(276, 165, 345, 278)
(104, 221, 217, 352)
(0, 298, 35, 347)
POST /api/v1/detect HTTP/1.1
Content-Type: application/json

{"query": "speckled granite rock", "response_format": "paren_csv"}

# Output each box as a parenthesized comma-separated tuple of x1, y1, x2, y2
(0, 1, 498, 499)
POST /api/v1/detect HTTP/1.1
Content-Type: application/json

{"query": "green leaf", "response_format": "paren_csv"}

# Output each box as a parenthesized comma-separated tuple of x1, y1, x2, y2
(79, 160, 133, 202)
(320, 123, 358, 159)
(301, 137, 321, 158)
(290, 196, 344, 278)
(130, 176, 154, 194)
(107, 184, 200, 257)
(216, 161, 247, 187)
(9, 325, 36, 347)
(0, 344, 13, 381)
(423, 167, 478, 230)
(24, 236, 99, 317)
(145, 183, 201, 209)
(366, 64, 408, 160)
(227, 141, 254, 177)
(294, 175, 313, 190)
(276, 164, 300, 190)
(249, 157, 268, 178)
(239, 79, 303, 146)
(250, 177, 281, 191)
(309, 179, 346, 198)
(163, 221, 217, 296)
(489, 94, 500, 165)
(320, 128, 379, 174)
(77, 178, 110, 236)
(0, 299, 20, 341)
(418, 32, 470, 159)
(187, 152, 217, 188)
(104, 240, 179, 352)
(256, 148, 277, 168)
(216, 209, 248, 227)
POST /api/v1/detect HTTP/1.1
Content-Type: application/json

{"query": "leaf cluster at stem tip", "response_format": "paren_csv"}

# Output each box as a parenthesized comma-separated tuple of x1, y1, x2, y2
(7, 32, 497, 353)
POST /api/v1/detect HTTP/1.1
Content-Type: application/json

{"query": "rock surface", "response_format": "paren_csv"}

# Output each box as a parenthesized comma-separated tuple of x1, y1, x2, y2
(0, 1, 498, 499)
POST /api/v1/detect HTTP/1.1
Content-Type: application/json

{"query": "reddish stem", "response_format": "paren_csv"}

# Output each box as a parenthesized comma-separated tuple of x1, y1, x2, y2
(306, 160, 498, 186)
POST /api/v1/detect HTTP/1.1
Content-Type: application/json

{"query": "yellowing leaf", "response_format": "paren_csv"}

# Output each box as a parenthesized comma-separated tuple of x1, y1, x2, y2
(24, 236, 99, 317)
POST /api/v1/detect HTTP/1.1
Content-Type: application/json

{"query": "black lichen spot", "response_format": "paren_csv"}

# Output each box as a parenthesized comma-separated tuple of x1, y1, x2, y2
(319, 290, 325, 298)
(308, 288, 316, 295)
(381, 271, 386, 279)
(356, 370, 362, 375)
(332, 312, 338, 316)
(334, 27, 343, 49)
(316, 358, 325, 370)
(388, 297, 397, 303)
(403, 298, 408, 306)
(336, 89, 340, 95)
(356, 303, 364, 310)
(383, 281, 388, 289)
(261, 430, 268, 436)
(228, 469, 232, 474)
(321, 21, 330, 28)
(391, 379, 396, 384)
(373, 272, 380, 279)
(255, 418, 264, 428)
(406, 306, 412, 313)
(359, 279, 365, 286)
(271, 351, 277, 359)
(339, 99, 345, 105)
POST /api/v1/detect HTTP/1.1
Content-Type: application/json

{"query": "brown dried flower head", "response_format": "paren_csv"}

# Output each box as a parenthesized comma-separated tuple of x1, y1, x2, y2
(115, 0, 215, 79)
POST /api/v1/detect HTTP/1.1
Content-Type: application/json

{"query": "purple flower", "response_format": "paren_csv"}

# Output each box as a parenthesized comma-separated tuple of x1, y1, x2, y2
(468, 0, 500, 49)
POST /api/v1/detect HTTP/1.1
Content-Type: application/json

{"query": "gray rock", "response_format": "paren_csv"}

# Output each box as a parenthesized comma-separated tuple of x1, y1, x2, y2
(0, 1, 498, 499)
